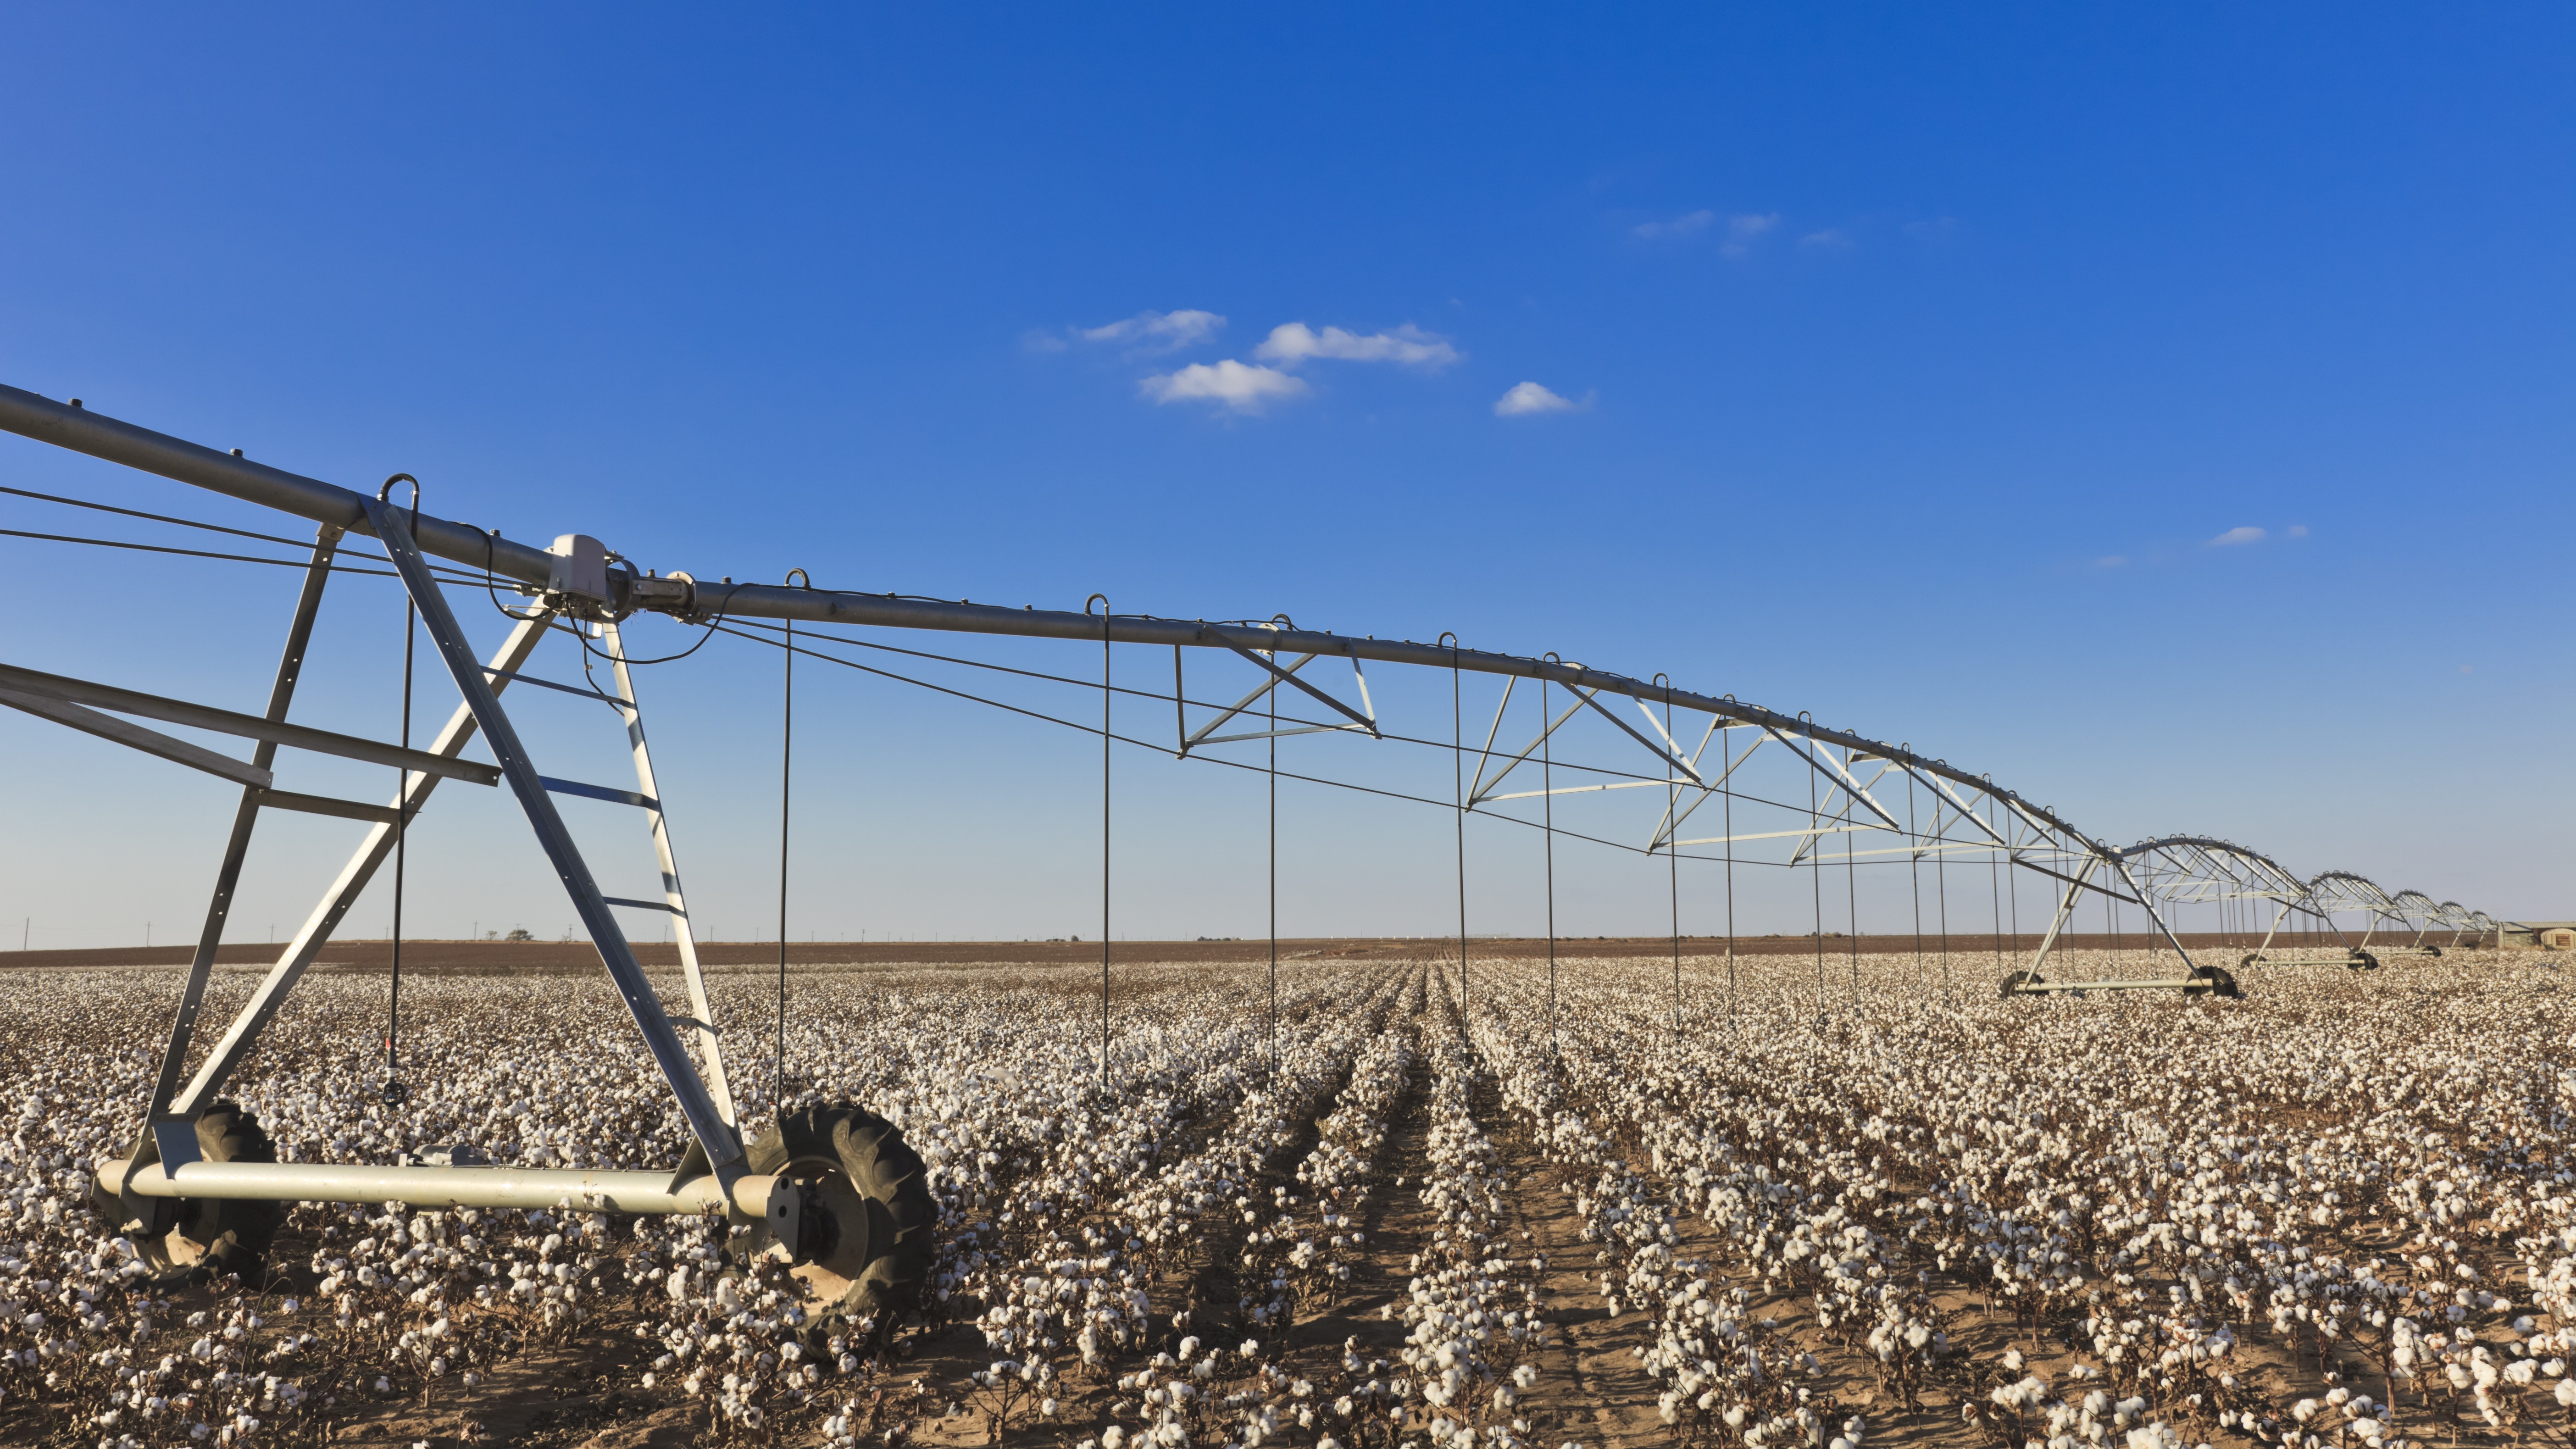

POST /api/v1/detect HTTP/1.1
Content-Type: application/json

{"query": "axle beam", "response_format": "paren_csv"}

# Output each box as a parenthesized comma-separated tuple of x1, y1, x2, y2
(98, 1159, 773, 1217)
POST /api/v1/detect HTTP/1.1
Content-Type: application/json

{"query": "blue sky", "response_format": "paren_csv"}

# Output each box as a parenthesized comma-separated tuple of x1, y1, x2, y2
(2, 4, 2568, 951)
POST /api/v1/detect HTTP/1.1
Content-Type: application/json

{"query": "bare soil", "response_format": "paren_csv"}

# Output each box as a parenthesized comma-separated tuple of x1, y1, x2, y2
(4, 932, 2370, 974)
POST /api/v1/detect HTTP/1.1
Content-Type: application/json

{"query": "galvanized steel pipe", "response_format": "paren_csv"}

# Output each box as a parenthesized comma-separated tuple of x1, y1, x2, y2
(0, 382, 2095, 845)
(98, 1158, 772, 1216)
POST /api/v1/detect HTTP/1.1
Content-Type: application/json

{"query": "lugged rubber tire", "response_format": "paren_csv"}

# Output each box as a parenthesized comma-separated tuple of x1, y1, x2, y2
(744, 1103, 937, 1321)
(1999, 970, 2044, 999)
(91, 1103, 283, 1282)
(2192, 964, 2242, 999)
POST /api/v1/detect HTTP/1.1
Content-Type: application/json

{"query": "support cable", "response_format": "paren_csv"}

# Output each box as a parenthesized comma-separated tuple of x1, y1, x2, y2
(705, 618, 1885, 869)
(1, 524, 416, 581)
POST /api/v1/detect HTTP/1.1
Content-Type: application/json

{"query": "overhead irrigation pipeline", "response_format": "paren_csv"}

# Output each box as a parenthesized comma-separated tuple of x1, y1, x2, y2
(0, 383, 2106, 851)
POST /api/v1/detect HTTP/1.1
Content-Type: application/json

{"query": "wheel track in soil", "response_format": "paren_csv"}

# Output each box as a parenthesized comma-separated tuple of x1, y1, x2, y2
(1483, 1070, 1673, 1449)
(1182, 961, 1419, 1343)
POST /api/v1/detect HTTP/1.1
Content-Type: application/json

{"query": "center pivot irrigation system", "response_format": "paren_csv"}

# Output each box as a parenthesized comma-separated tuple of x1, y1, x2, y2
(0, 384, 2491, 1306)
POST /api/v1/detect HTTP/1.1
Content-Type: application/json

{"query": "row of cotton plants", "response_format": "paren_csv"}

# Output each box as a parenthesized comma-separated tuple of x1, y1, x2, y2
(1455, 948, 2573, 1448)
(1, 943, 2567, 1445)
(1244, 967, 1424, 1329)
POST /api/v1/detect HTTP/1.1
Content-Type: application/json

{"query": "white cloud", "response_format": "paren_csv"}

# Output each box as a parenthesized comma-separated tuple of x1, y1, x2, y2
(2093, 555, 2128, 568)
(1078, 309, 1226, 353)
(2209, 526, 2267, 546)
(1800, 228, 1853, 249)
(2285, 523, 2309, 538)
(1139, 360, 1308, 413)
(1494, 382, 1586, 417)
(1721, 213, 1780, 258)
(1632, 209, 1715, 240)
(1254, 322, 1460, 370)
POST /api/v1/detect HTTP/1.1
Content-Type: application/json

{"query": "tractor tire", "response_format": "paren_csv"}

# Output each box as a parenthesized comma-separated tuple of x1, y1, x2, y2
(1999, 970, 2044, 999)
(2192, 965, 2242, 999)
(744, 1103, 937, 1322)
(91, 1103, 283, 1283)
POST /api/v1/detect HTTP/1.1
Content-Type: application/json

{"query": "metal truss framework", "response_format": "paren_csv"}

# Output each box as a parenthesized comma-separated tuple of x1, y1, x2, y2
(0, 381, 2510, 1213)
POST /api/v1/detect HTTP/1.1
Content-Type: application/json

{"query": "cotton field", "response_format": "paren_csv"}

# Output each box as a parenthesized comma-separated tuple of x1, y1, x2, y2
(1, 948, 2570, 1449)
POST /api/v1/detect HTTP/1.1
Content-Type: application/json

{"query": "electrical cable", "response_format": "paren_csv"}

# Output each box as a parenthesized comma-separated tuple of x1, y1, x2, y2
(570, 580, 743, 666)
(482, 528, 550, 624)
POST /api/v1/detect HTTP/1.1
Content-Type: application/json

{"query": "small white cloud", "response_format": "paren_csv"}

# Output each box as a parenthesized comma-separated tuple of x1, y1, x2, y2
(2093, 555, 2128, 568)
(2209, 526, 2267, 547)
(1020, 329, 1070, 354)
(1494, 382, 1585, 417)
(1632, 209, 1715, 240)
(2285, 523, 2309, 538)
(1721, 213, 1780, 258)
(1079, 309, 1227, 353)
(1254, 322, 1460, 370)
(1139, 360, 1308, 413)
(2459, 664, 2473, 675)
(1904, 217, 1960, 241)
(1799, 228, 1853, 249)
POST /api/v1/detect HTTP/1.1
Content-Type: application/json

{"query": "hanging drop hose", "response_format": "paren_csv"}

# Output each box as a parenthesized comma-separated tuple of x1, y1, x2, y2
(1266, 620, 1279, 1086)
(1539, 662, 1557, 1066)
(777, 569, 809, 1111)
(1806, 713, 1824, 1023)
(1906, 754, 1924, 996)
(1087, 594, 1110, 1094)
(380, 474, 419, 1106)
(1657, 674, 1678, 1038)
(1722, 696, 1737, 1038)
(1443, 633, 1464, 1032)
